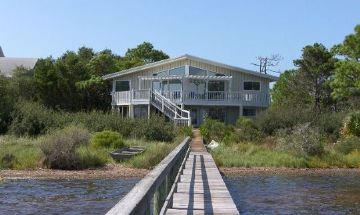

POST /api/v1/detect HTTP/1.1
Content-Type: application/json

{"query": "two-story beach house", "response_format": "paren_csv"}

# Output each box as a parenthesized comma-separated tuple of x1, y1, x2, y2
(102, 55, 278, 127)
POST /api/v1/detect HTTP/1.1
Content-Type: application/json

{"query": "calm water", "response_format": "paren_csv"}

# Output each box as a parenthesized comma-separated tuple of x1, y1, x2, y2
(224, 174, 360, 215)
(0, 175, 359, 214)
(0, 178, 139, 215)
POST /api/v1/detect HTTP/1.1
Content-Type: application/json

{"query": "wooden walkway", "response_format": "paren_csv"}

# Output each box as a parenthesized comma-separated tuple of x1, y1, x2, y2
(165, 130, 239, 215)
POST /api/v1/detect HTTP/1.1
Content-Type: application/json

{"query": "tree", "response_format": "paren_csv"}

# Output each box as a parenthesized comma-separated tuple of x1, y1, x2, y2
(252, 54, 282, 74)
(271, 69, 312, 108)
(293, 43, 336, 113)
(119, 42, 169, 69)
(331, 25, 360, 104)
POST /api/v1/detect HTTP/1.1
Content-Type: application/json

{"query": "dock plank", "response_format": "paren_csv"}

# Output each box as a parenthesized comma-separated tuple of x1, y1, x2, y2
(164, 130, 239, 215)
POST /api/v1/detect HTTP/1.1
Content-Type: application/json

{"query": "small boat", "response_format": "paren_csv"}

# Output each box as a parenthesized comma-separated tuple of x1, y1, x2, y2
(110, 146, 145, 161)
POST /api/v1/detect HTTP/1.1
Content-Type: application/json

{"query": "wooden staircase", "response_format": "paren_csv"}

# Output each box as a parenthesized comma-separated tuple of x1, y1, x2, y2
(151, 90, 191, 126)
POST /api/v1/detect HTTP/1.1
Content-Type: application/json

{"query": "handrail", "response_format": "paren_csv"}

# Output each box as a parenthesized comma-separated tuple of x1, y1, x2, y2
(152, 90, 190, 119)
(106, 137, 191, 215)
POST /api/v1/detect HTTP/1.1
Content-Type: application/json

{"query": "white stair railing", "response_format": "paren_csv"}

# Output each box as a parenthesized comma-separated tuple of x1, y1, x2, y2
(151, 90, 191, 126)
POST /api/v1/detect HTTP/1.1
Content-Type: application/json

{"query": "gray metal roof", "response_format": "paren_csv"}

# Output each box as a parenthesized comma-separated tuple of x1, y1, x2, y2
(102, 54, 279, 81)
(0, 57, 38, 77)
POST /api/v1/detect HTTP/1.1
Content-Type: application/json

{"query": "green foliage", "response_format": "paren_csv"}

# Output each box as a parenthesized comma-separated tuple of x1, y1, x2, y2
(0, 136, 43, 169)
(235, 117, 262, 142)
(75, 146, 107, 169)
(313, 111, 347, 141)
(293, 43, 336, 112)
(271, 70, 312, 108)
(39, 126, 91, 170)
(126, 139, 178, 169)
(91, 131, 125, 149)
(211, 143, 308, 168)
(122, 42, 169, 67)
(200, 117, 230, 143)
(144, 116, 175, 142)
(255, 106, 313, 135)
(180, 126, 193, 137)
(336, 136, 360, 154)
(275, 124, 325, 156)
(8, 101, 176, 142)
(342, 111, 360, 137)
(9, 101, 58, 136)
(331, 25, 360, 102)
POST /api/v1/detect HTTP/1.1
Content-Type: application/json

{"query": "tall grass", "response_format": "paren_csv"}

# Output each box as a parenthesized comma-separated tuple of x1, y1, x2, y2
(0, 136, 43, 169)
(124, 138, 180, 169)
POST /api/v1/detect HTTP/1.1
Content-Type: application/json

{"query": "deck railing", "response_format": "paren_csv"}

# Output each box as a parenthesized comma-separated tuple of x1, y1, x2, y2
(112, 89, 269, 106)
(106, 137, 191, 215)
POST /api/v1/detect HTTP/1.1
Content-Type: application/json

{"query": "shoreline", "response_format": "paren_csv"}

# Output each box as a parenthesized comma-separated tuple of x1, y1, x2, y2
(1, 166, 360, 180)
(0, 164, 149, 180)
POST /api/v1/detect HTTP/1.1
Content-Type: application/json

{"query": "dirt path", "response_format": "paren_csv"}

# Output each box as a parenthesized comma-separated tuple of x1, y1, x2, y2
(190, 129, 206, 152)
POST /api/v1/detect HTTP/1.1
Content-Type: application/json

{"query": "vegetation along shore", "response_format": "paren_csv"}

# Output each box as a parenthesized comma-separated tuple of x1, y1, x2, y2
(1, 25, 360, 176)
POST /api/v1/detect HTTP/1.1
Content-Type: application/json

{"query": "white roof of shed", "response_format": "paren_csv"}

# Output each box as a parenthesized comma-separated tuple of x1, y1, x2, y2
(0, 57, 38, 77)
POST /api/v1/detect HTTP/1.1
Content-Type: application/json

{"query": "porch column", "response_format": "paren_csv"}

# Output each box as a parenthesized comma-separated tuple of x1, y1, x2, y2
(205, 79, 209, 100)
(147, 104, 151, 119)
(239, 105, 243, 117)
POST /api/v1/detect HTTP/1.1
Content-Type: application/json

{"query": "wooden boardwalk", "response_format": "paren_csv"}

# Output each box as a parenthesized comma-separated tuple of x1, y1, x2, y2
(165, 130, 239, 215)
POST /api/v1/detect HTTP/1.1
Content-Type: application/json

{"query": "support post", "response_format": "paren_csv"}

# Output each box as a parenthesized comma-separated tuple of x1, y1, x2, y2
(148, 104, 150, 119)
(239, 105, 243, 117)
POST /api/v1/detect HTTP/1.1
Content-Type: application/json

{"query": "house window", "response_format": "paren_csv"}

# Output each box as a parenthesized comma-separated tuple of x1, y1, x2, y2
(207, 70, 225, 76)
(208, 81, 225, 91)
(169, 66, 185, 75)
(115, 80, 130, 92)
(189, 66, 206, 76)
(244, 81, 260, 91)
(208, 108, 226, 122)
(169, 80, 181, 91)
(243, 108, 256, 116)
(153, 70, 168, 77)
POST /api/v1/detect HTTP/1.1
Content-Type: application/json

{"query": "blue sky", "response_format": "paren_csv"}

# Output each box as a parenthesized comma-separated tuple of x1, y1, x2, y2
(1, 0, 359, 73)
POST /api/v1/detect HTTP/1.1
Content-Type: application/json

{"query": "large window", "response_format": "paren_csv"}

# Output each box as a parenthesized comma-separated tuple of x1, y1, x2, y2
(169, 66, 185, 75)
(115, 80, 130, 92)
(244, 81, 260, 91)
(153, 70, 168, 77)
(208, 108, 226, 122)
(169, 80, 181, 91)
(243, 108, 256, 116)
(208, 81, 225, 91)
(189, 66, 207, 76)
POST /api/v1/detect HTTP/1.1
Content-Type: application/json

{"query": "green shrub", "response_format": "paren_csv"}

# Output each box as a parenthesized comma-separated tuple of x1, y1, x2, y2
(335, 136, 360, 154)
(9, 101, 61, 136)
(144, 115, 175, 142)
(235, 117, 262, 142)
(342, 111, 360, 137)
(91, 130, 125, 149)
(40, 125, 91, 170)
(200, 117, 230, 143)
(276, 124, 325, 156)
(255, 107, 313, 135)
(313, 112, 346, 141)
(180, 126, 193, 137)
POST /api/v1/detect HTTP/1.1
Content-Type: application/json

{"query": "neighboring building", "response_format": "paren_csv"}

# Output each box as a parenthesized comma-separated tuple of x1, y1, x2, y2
(103, 54, 278, 126)
(0, 46, 38, 77)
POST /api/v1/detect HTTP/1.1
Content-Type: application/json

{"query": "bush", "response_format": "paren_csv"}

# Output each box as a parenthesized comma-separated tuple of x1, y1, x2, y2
(9, 101, 60, 136)
(335, 136, 360, 154)
(40, 126, 91, 170)
(313, 112, 346, 141)
(200, 117, 231, 143)
(275, 124, 325, 156)
(342, 111, 360, 137)
(180, 126, 193, 137)
(236, 117, 262, 142)
(144, 115, 175, 142)
(91, 130, 125, 149)
(255, 107, 313, 135)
